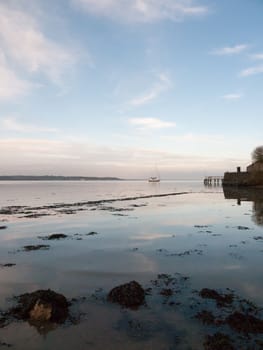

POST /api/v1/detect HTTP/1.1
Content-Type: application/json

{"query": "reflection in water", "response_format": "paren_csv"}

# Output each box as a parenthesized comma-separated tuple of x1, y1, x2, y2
(223, 187, 263, 226)
(2, 182, 263, 349)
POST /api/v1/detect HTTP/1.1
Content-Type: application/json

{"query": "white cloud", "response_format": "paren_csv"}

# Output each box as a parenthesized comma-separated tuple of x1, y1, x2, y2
(222, 93, 242, 100)
(211, 44, 248, 56)
(130, 73, 172, 106)
(0, 3, 78, 85)
(0, 53, 34, 100)
(72, 0, 208, 23)
(250, 53, 263, 60)
(0, 117, 57, 133)
(129, 117, 176, 129)
(240, 65, 263, 77)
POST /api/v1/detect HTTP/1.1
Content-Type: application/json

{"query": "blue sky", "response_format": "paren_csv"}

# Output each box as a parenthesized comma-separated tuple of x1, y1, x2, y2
(0, 0, 262, 179)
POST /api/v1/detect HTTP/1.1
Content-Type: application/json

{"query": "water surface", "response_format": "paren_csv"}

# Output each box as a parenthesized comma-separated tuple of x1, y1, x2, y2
(0, 181, 262, 349)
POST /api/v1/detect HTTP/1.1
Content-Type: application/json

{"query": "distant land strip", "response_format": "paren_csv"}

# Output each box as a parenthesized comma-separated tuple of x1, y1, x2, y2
(0, 176, 122, 181)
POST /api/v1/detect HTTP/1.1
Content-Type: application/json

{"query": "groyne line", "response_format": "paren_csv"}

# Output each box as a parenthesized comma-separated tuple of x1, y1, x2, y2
(28, 192, 191, 210)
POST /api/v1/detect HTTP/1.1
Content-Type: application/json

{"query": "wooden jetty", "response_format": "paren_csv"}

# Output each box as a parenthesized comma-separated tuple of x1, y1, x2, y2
(204, 176, 223, 185)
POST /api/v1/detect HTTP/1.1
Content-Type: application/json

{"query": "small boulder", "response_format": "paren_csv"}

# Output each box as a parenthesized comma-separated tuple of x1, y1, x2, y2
(12, 289, 69, 324)
(107, 281, 145, 309)
(29, 300, 52, 322)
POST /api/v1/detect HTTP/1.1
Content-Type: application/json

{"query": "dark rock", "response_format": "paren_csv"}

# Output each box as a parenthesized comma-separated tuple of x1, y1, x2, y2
(204, 332, 234, 350)
(57, 209, 76, 214)
(22, 213, 49, 218)
(47, 234, 67, 240)
(199, 288, 234, 307)
(11, 289, 69, 324)
(86, 231, 99, 236)
(237, 225, 250, 230)
(107, 281, 145, 309)
(0, 226, 7, 230)
(0, 341, 12, 347)
(23, 245, 50, 251)
(253, 236, 263, 241)
(226, 312, 263, 334)
(0, 264, 16, 267)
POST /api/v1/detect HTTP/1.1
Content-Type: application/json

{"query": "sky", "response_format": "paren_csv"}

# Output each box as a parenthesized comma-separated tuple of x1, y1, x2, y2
(0, 0, 262, 179)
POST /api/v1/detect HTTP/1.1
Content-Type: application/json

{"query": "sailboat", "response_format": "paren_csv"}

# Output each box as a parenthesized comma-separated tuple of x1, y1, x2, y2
(148, 166, 160, 182)
(148, 176, 160, 183)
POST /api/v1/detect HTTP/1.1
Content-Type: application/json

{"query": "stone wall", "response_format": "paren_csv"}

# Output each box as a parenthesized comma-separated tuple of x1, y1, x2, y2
(223, 171, 263, 187)
(247, 162, 263, 173)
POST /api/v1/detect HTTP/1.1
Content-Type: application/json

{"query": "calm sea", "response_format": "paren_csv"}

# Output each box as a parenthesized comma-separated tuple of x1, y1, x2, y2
(0, 180, 219, 207)
(0, 180, 262, 349)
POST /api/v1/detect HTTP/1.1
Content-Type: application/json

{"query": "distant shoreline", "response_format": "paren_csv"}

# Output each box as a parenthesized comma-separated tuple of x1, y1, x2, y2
(0, 176, 122, 181)
(0, 176, 203, 182)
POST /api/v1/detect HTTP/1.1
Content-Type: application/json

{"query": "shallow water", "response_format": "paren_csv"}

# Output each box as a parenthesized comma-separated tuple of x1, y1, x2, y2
(0, 181, 263, 349)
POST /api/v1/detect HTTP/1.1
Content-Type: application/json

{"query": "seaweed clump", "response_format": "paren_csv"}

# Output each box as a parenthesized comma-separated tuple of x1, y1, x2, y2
(11, 289, 69, 324)
(199, 288, 234, 307)
(226, 312, 263, 334)
(204, 332, 234, 350)
(107, 281, 145, 309)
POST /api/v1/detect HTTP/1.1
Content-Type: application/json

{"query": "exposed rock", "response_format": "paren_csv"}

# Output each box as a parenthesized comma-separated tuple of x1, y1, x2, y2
(253, 236, 263, 241)
(46, 234, 67, 240)
(0, 264, 16, 267)
(22, 213, 50, 218)
(0, 226, 7, 230)
(11, 289, 69, 324)
(107, 281, 145, 309)
(23, 245, 50, 251)
(0, 206, 26, 215)
(29, 300, 52, 322)
(86, 231, 99, 236)
(0, 340, 12, 348)
(204, 332, 234, 350)
(237, 226, 250, 230)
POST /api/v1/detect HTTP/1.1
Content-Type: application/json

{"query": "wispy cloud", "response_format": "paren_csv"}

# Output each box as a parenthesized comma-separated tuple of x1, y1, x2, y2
(222, 93, 242, 100)
(72, 0, 209, 23)
(0, 117, 57, 133)
(250, 53, 263, 60)
(0, 3, 79, 86)
(130, 73, 172, 106)
(129, 117, 176, 129)
(0, 137, 249, 179)
(240, 65, 263, 77)
(161, 132, 224, 143)
(0, 53, 35, 100)
(211, 44, 248, 56)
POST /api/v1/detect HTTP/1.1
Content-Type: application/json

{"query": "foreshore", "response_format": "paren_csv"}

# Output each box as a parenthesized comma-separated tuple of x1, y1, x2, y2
(0, 182, 263, 349)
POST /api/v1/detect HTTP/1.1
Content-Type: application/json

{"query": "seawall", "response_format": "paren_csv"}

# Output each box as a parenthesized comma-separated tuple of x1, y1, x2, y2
(223, 171, 263, 187)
